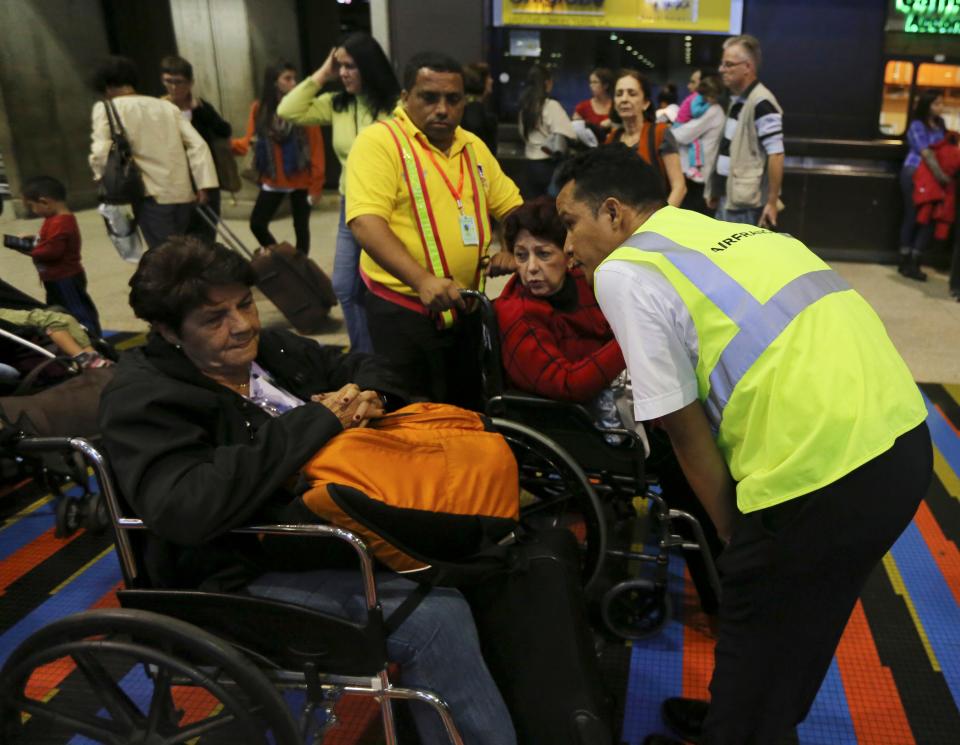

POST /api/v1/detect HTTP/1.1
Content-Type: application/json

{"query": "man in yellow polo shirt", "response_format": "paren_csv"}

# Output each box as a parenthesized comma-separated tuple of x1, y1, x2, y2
(346, 51, 522, 408)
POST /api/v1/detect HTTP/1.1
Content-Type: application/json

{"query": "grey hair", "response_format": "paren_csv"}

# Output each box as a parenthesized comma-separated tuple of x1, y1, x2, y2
(723, 34, 762, 70)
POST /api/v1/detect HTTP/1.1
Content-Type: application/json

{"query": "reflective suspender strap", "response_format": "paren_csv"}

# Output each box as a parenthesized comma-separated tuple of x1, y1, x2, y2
(621, 231, 852, 423)
(378, 120, 456, 328)
(463, 142, 491, 293)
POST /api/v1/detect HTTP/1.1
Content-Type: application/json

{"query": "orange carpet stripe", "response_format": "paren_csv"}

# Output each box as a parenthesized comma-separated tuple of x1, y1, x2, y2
(0, 477, 32, 501)
(913, 500, 960, 608)
(835, 601, 915, 745)
(681, 567, 716, 700)
(22, 582, 123, 701)
(0, 527, 81, 595)
(172, 685, 222, 726)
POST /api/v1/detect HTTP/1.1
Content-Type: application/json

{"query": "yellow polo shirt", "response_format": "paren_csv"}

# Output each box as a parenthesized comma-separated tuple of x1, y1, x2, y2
(346, 106, 522, 300)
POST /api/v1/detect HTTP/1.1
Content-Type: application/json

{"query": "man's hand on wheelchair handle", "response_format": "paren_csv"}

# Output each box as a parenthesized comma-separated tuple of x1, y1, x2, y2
(416, 275, 466, 313)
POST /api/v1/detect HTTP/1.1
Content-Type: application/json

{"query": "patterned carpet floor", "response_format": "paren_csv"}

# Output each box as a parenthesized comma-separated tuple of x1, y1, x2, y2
(0, 336, 957, 743)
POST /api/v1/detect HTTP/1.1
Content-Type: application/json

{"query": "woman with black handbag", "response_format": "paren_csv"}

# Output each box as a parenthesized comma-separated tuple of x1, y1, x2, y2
(88, 56, 219, 250)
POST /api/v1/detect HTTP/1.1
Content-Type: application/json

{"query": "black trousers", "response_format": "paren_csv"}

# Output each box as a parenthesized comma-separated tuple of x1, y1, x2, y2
(365, 293, 483, 411)
(702, 422, 932, 744)
(249, 188, 311, 254)
(134, 198, 194, 250)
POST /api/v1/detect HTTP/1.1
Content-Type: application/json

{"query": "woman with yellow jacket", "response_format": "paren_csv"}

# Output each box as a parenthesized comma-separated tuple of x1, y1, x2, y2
(277, 33, 399, 353)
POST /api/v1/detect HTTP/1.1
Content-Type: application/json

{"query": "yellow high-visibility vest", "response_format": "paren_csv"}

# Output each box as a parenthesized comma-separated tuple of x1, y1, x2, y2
(598, 206, 926, 512)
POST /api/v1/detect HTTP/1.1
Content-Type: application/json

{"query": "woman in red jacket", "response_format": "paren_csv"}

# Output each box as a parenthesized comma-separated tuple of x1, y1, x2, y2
(494, 196, 625, 405)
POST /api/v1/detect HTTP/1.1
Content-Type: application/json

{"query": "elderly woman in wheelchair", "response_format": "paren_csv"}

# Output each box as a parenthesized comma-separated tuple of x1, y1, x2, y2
(94, 237, 517, 745)
(489, 199, 722, 619)
(493, 196, 641, 446)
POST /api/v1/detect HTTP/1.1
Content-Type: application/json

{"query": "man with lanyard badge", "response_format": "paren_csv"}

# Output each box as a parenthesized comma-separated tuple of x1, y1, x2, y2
(346, 51, 522, 409)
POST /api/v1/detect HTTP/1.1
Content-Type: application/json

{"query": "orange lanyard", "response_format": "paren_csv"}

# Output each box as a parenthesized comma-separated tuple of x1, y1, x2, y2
(420, 140, 466, 214)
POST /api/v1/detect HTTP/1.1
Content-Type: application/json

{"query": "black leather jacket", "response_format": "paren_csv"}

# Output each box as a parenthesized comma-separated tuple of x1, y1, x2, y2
(98, 329, 407, 591)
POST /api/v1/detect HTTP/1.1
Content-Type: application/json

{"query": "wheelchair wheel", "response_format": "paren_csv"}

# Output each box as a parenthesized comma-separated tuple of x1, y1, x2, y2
(0, 608, 302, 745)
(492, 418, 608, 594)
(600, 578, 672, 640)
(54, 496, 82, 539)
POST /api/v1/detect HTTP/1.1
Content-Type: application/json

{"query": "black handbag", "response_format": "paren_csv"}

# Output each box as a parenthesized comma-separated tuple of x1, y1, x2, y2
(98, 99, 145, 205)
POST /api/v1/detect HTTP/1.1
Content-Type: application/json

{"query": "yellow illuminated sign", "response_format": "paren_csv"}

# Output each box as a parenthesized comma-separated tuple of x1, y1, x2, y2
(500, 0, 739, 33)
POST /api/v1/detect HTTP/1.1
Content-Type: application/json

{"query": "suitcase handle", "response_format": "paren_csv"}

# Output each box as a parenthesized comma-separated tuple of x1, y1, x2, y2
(195, 204, 255, 260)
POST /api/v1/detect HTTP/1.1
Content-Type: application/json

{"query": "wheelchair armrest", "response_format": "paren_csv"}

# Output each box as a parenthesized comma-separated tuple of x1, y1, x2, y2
(9, 436, 382, 612)
(489, 393, 644, 448)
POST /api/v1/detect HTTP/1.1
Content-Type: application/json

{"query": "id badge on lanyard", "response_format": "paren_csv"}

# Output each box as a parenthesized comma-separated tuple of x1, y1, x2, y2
(459, 214, 479, 246)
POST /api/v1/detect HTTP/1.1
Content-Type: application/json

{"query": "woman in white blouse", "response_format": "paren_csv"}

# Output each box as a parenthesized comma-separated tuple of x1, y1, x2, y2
(518, 65, 576, 199)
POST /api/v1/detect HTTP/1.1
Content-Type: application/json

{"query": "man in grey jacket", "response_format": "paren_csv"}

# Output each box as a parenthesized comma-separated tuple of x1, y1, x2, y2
(705, 35, 784, 228)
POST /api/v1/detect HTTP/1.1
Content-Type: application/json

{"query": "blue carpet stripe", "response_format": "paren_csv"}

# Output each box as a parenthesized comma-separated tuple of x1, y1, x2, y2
(797, 656, 858, 745)
(0, 549, 121, 668)
(923, 391, 960, 479)
(0, 477, 93, 562)
(620, 553, 686, 744)
(0, 502, 57, 562)
(889, 521, 960, 707)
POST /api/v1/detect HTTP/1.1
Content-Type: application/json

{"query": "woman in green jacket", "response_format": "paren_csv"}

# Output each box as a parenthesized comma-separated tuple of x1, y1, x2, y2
(278, 33, 398, 354)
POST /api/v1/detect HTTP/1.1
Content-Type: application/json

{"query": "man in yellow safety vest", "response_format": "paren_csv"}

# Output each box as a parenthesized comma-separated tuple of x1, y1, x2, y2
(346, 51, 522, 408)
(556, 144, 932, 745)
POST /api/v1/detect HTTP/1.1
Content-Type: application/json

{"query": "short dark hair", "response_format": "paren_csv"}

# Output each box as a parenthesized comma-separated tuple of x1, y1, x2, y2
(160, 54, 193, 81)
(129, 236, 257, 331)
(504, 196, 567, 253)
(657, 83, 678, 106)
(22, 175, 67, 203)
(402, 51, 463, 90)
(91, 55, 139, 94)
(591, 67, 616, 96)
(556, 144, 666, 214)
(463, 62, 490, 96)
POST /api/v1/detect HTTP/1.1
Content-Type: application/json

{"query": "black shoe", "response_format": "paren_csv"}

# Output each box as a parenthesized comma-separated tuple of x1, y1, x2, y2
(898, 255, 928, 281)
(643, 736, 685, 745)
(661, 697, 708, 743)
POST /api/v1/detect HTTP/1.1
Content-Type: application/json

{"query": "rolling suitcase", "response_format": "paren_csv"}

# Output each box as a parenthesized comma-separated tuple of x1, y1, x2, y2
(463, 529, 617, 745)
(196, 205, 336, 335)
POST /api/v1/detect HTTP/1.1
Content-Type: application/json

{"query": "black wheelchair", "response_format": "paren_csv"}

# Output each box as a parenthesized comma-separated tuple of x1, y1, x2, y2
(0, 435, 467, 745)
(461, 290, 721, 639)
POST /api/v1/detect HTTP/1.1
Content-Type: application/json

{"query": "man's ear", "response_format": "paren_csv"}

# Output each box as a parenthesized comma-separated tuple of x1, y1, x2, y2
(602, 197, 622, 227)
(154, 322, 181, 348)
(400, 88, 409, 105)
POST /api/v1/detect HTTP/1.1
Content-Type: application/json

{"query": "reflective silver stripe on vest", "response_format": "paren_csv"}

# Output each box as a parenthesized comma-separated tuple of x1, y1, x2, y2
(621, 232, 851, 423)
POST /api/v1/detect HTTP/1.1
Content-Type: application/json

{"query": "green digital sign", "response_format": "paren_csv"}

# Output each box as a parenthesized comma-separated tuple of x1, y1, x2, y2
(895, 0, 960, 34)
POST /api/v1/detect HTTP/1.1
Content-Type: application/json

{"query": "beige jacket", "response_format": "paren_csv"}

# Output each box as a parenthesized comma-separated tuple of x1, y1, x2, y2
(89, 95, 218, 204)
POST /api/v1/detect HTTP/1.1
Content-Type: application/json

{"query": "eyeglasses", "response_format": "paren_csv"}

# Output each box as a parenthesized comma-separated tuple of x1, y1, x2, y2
(162, 76, 190, 87)
(718, 60, 748, 70)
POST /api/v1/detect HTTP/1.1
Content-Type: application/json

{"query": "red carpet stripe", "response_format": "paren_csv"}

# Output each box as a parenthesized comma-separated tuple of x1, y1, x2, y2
(22, 581, 122, 702)
(835, 600, 915, 744)
(0, 527, 81, 595)
(681, 567, 715, 701)
(913, 500, 960, 609)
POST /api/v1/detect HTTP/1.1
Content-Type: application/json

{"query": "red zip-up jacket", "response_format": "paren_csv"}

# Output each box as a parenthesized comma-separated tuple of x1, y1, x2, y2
(30, 214, 83, 282)
(494, 269, 625, 403)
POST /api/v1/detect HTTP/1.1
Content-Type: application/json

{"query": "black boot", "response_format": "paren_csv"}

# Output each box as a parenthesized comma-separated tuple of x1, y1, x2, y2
(899, 253, 928, 281)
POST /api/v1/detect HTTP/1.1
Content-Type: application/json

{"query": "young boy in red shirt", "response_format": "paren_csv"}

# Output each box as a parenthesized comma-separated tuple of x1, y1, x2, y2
(16, 176, 102, 338)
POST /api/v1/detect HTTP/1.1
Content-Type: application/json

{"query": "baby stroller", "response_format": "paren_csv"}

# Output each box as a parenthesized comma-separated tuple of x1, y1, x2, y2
(0, 280, 116, 536)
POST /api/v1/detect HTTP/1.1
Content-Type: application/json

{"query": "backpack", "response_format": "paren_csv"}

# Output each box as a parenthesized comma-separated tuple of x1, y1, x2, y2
(300, 403, 520, 579)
